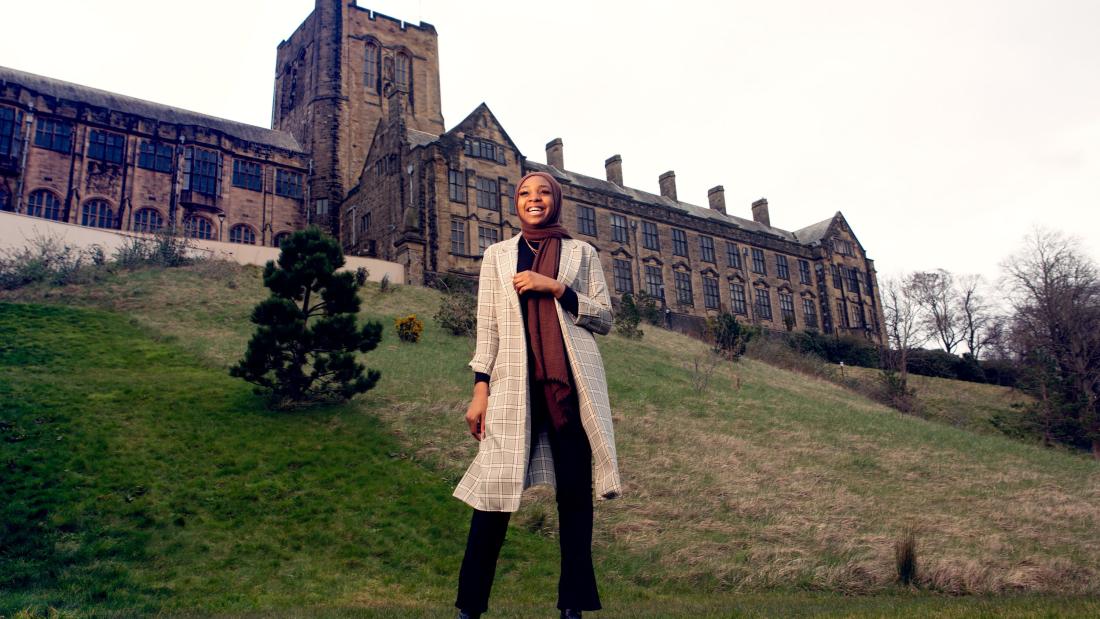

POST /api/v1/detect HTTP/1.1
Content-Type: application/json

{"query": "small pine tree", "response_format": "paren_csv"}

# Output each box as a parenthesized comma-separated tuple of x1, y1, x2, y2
(230, 227, 382, 406)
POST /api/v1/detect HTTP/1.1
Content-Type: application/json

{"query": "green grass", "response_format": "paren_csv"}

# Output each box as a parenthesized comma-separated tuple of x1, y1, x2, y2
(3, 262, 1100, 617)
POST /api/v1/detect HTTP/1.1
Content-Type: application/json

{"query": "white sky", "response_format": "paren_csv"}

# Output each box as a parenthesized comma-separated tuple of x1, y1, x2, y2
(3, 0, 1098, 284)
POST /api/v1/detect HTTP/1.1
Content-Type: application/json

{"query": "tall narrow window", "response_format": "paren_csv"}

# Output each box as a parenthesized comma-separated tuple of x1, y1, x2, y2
(699, 236, 715, 263)
(360, 211, 372, 234)
(88, 130, 124, 164)
(702, 275, 719, 309)
(645, 265, 664, 300)
(837, 300, 849, 328)
(34, 118, 73, 153)
(779, 291, 795, 325)
(81, 200, 114, 228)
(0, 106, 20, 158)
(275, 169, 303, 198)
(138, 141, 173, 172)
(478, 226, 499, 255)
(751, 248, 767, 275)
(232, 159, 263, 191)
(229, 224, 257, 245)
(365, 43, 379, 92)
(776, 255, 790, 280)
(803, 298, 818, 328)
(642, 221, 660, 250)
(848, 268, 861, 295)
(578, 206, 597, 236)
(504, 183, 516, 214)
(132, 208, 164, 233)
(726, 242, 742, 269)
(395, 53, 410, 89)
(0, 187, 11, 212)
(799, 259, 812, 285)
(832, 264, 843, 289)
(451, 218, 467, 254)
(476, 177, 498, 210)
(755, 288, 773, 320)
(613, 259, 633, 294)
(26, 190, 63, 221)
(448, 169, 466, 203)
(671, 228, 688, 257)
(730, 282, 747, 315)
(674, 271, 693, 306)
(611, 214, 628, 243)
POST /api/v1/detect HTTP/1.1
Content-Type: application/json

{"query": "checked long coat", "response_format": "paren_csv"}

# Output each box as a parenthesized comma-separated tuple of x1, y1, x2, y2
(453, 234, 623, 512)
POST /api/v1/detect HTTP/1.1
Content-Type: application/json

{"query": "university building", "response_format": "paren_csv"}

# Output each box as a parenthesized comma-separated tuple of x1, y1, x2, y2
(0, 1, 883, 342)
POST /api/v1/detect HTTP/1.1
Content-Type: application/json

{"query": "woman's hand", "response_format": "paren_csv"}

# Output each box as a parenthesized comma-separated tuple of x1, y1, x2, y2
(466, 383, 489, 441)
(513, 270, 565, 298)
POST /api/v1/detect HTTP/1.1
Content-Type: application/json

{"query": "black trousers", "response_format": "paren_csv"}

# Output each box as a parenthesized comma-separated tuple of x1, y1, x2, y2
(455, 388, 601, 614)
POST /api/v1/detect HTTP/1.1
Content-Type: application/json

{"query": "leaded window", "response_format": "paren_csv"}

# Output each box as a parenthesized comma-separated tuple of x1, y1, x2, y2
(578, 206, 597, 236)
(674, 271, 693, 306)
(799, 259, 812, 285)
(88, 130, 124, 164)
(803, 298, 818, 328)
(478, 226, 498, 255)
(611, 214, 628, 243)
(184, 147, 221, 196)
(779, 291, 795, 324)
(730, 282, 747, 315)
(751, 248, 766, 275)
(232, 160, 263, 191)
(476, 177, 498, 210)
(702, 275, 719, 309)
(0, 106, 19, 158)
(613, 259, 633, 294)
(671, 228, 688, 257)
(34, 118, 73, 153)
(81, 199, 114, 228)
(755, 288, 773, 320)
(464, 138, 506, 164)
(726, 242, 742, 269)
(776, 255, 790, 280)
(275, 169, 303, 198)
(848, 268, 861, 295)
(448, 169, 466, 203)
(138, 141, 173, 172)
(451, 218, 466, 254)
(184, 215, 214, 240)
(700, 236, 715, 263)
(645, 265, 664, 300)
(642, 221, 660, 250)
(26, 189, 63, 221)
(365, 43, 379, 92)
(132, 208, 164, 233)
(229, 224, 256, 245)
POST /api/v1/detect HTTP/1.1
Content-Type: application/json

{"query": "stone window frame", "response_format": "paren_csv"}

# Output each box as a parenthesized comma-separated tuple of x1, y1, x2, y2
(671, 228, 688, 257)
(476, 177, 499, 211)
(612, 258, 633, 294)
(138, 141, 174, 173)
(798, 259, 812, 285)
(755, 287, 773, 321)
(833, 237, 855, 256)
(776, 254, 790, 281)
(702, 274, 720, 309)
(802, 297, 818, 328)
(464, 137, 506, 165)
(184, 214, 215, 240)
(34, 117, 73, 153)
(751, 248, 767, 275)
(611, 214, 628, 243)
(87, 129, 125, 164)
(275, 168, 303, 199)
(183, 147, 222, 197)
(229, 224, 257, 245)
(674, 270, 694, 307)
(832, 264, 843, 289)
(365, 42, 380, 93)
(0, 106, 18, 158)
(642, 221, 660, 251)
(478, 225, 499, 256)
(450, 218, 467, 255)
(26, 189, 63, 221)
(360, 211, 372, 235)
(778, 290, 796, 324)
(644, 264, 664, 301)
(80, 199, 115, 229)
(729, 281, 747, 315)
(232, 159, 264, 192)
(132, 208, 164, 233)
(699, 235, 716, 264)
(502, 182, 516, 214)
(395, 52, 411, 90)
(726, 242, 743, 269)
(577, 205, 597, 237)
(836, 299, 850, 328)
(847, 268, 861, 295)
(448, 169, 466, 203)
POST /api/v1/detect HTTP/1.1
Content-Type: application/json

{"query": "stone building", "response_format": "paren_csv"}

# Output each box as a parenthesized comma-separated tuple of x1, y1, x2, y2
(0, 0, 883, 342)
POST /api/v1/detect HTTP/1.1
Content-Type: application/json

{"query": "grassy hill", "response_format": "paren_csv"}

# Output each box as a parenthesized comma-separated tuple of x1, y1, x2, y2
(3, 261, 1099, 618)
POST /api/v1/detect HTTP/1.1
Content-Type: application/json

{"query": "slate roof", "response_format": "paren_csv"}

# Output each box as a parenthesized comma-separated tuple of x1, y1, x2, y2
(792, 215, 837, 245)
(0, 65, 304, 152)
(406, 128, 440, 148)
(525, 161, 801, 243)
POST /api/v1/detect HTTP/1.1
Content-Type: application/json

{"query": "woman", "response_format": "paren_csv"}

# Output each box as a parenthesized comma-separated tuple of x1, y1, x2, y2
(453, 171, 622, 618)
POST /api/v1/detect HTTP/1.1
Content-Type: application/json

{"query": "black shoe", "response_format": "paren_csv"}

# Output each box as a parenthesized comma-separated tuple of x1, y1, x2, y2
(457, 610, 480, 619)
(560, 610, 582, 619)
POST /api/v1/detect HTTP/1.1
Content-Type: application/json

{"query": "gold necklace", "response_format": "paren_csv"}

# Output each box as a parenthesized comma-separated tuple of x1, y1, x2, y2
(522, 235, 540, 255)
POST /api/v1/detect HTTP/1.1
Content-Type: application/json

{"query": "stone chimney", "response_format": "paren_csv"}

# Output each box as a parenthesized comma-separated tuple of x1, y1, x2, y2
(605, 154, 623, 186)
(546, 138, 564, 169)
(751, 198, 771, 227)
(707, 185, 726, 215)
(659, 170, 677, 201)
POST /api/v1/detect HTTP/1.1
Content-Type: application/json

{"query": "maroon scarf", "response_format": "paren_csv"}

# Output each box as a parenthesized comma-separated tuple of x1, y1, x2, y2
(516, 171, 575, 430)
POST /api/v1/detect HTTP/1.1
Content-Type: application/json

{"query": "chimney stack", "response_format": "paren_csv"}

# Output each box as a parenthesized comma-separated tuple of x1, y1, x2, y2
(605, 154, 623, 186)
(659, 170, 677, 201)
(546, 138, 564, 169)
(751, 198, 771, 227)
(707, 185, 726, 215)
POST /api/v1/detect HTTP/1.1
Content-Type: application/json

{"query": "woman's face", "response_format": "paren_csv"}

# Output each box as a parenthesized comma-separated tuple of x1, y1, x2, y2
(516, 176, 555, 228)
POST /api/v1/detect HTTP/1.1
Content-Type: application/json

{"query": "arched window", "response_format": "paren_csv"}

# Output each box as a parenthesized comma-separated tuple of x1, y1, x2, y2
(395, 53, 410, 89)
(229, 224, 256, 245)
(273, 231, 292, 248)
(183, 215, 214, 240)
(365, 42, 379, 92)
(0, 186, 11, 212)
(81, 199, 114, 229)
(27, 189, 63, 221)
(133, 208, 164, 233)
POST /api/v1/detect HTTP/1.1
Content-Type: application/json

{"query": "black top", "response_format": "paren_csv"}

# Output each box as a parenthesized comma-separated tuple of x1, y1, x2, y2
(474, 237, 578, 385)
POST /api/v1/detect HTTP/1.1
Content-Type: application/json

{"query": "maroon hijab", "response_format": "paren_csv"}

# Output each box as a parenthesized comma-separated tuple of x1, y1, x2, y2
(516, 172, 575, 430)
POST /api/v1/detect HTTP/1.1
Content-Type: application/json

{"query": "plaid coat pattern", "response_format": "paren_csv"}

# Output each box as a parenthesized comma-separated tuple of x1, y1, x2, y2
(453, 234, 622, 512)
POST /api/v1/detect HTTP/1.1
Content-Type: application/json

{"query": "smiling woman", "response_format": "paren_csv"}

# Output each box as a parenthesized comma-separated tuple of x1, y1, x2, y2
(453, 171, 620, 619)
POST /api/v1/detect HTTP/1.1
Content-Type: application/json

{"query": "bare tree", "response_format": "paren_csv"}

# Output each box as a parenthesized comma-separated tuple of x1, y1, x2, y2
(881, 275, 929, 384)
(956, 273, 997, 360)
(1003, 228, 1100, 458)
(910, 269, 966, 354)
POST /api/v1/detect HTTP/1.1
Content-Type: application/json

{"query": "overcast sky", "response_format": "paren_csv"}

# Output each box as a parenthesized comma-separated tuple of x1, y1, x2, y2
(3, 0, 1098, 284)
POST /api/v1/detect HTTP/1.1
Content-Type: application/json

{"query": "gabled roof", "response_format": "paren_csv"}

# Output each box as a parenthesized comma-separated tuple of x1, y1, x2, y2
(524, 161, 800, 243)
(441, 103, 523, 155)
(792, 214, 838, 245)
(0, 65, 304, 152)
